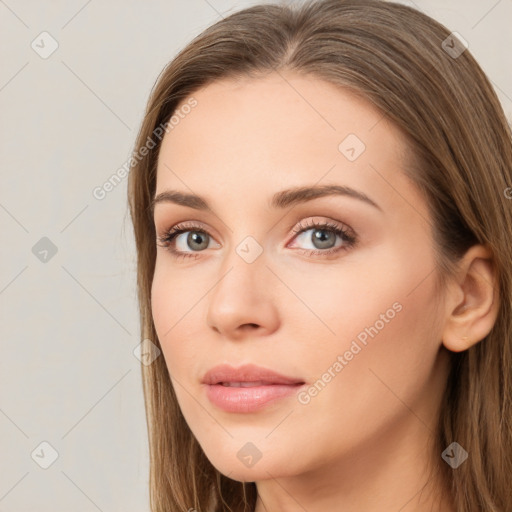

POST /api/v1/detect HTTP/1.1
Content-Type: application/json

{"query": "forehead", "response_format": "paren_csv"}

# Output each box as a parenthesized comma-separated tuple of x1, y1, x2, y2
(155, 71, 425, 221)
(163, 72, 396, 153)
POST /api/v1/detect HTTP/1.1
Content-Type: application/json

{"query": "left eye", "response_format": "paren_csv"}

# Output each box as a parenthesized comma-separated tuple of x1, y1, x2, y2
(289, 220, 356, 253)
(293, 226, 344, 250)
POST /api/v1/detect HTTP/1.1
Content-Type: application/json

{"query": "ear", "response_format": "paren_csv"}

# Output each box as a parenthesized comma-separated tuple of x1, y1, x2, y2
(441, 244, 499, 353)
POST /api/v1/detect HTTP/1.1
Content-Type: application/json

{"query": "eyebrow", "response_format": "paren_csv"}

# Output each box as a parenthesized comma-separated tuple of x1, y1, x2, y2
(151, 184, 382, 213)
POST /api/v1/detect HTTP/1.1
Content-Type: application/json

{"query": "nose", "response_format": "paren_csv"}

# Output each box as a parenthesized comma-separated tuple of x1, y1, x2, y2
(206, 245, 279, 339)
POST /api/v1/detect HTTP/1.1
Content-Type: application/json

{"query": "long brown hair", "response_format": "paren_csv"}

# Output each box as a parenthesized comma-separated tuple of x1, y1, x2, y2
(127, 1, 512, 510)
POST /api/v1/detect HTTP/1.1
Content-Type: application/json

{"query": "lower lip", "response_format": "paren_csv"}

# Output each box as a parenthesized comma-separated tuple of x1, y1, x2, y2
(204, 383, 304, 413)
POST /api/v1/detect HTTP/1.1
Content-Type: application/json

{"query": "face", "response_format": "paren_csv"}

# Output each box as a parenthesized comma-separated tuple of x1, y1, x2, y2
(151, 72, 450, 483)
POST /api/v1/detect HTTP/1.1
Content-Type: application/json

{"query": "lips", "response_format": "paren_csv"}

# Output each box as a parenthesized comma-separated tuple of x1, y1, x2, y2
(201, 363, 305, 386)
(202, 364, 306, 413)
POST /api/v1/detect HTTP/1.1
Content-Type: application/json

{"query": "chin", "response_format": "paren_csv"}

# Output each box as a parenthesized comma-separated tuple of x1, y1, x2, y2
(203, 447, 299, 483)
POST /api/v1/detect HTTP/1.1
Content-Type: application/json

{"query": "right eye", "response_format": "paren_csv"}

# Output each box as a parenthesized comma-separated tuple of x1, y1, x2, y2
(157, 222, 220, 259)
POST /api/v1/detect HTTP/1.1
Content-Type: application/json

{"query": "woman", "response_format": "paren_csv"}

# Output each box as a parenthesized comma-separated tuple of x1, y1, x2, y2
(127, 0, 512, 510)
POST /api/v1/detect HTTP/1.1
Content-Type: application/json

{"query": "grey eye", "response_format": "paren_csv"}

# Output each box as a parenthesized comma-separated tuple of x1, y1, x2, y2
(178, 231, 210, 251)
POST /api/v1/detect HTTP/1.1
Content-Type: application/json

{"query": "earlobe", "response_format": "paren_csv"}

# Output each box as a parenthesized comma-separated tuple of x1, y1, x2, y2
(441, 244, 499, 353)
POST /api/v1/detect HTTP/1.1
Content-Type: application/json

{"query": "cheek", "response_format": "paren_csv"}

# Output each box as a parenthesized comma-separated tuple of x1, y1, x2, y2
(285, 239, 442, 396)
(150, 262, 197, 373)
(151, 257, 204, 334)
(301, 234, 441, 358)
(292, 257, 443, 433)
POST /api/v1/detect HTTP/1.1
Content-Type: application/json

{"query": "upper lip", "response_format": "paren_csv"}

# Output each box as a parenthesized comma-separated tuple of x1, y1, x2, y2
(202, 364, 305, 386)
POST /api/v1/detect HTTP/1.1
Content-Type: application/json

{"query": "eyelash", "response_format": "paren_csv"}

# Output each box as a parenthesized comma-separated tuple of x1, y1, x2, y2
(156, 218, 357, 261)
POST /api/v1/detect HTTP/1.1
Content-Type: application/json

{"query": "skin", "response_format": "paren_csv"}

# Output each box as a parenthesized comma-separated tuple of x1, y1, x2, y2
(151, 71, 498, 511)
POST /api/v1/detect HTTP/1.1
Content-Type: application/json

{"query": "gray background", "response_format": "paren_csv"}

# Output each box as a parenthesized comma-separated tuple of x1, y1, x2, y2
(1, 1, 510, 510)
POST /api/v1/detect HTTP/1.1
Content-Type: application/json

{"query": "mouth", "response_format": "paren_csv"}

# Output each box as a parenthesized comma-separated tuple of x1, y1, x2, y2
(218, 381, 291, 387)
(202, 364, 306, 413)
